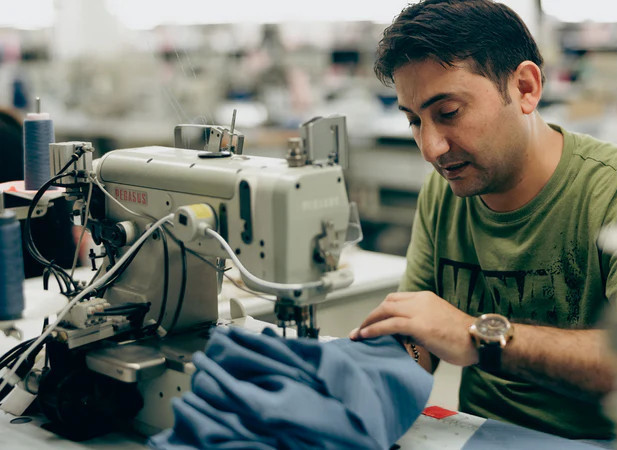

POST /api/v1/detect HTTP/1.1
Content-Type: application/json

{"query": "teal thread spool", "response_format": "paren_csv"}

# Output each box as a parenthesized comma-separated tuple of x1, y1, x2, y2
(23, 97, 55, 191)
(0, 210, 25, 320)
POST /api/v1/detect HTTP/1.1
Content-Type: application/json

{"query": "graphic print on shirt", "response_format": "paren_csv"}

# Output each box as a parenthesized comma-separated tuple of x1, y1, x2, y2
(436, 248, 586, 326)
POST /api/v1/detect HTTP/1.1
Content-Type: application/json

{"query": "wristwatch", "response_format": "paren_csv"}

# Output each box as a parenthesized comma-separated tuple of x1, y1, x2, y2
(469, 313, 514, 373)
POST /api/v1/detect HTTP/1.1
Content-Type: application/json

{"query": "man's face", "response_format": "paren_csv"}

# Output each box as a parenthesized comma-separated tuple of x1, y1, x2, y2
(394, 59, 528, 198)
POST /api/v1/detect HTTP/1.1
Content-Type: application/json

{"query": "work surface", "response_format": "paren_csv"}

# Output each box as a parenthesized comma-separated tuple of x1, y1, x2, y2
(0, 409, 484, 450)
(0, 248, 612, 449)
(0, 409, 483, 449)
(0, 404, 610, 449)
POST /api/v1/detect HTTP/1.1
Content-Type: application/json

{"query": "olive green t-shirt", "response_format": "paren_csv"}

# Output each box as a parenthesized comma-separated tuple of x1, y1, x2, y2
(399, 125, 617, 439)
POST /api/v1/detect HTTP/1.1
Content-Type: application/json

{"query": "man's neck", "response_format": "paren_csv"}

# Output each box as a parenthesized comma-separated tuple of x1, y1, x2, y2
(481, 116, 564, 212)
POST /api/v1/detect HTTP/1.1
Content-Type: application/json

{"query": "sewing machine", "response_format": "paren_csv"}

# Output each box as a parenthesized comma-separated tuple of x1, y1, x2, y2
(30, 115, 361, 438)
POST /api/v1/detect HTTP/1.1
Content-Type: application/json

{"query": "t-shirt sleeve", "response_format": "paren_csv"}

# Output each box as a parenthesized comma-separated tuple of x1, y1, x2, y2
(398, 177, 438, 293)
(599, 188, 617, 304)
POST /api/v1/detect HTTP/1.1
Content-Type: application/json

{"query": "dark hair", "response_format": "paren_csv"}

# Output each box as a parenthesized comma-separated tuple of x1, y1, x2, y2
(374, 0, 544, 101)
(0, 108, 24, 183)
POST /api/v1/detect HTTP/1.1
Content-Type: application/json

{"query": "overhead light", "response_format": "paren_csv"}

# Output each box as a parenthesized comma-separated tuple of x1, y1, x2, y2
(0, 0, 54, 29)
(541, 0, 617, 23)
(105, 0, 414, 30)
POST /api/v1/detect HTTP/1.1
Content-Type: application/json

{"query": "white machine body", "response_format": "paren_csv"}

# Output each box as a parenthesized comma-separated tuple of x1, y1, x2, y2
(94, 144, 351, 331)
(36, 116, 359, 437)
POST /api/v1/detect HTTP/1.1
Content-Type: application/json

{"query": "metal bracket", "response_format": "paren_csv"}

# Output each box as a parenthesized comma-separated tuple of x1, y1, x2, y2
(174, 124, 244, 155)
(0, 190, 57, 220)
(317, 220, 342, 271)
(300, 115, 349, 168)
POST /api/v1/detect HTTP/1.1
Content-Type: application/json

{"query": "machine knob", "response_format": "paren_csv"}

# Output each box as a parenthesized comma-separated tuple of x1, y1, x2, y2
(286, 138, 307, 167)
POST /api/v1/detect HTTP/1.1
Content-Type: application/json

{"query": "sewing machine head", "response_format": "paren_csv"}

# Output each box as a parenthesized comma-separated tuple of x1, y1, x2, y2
(54, 115, 359, 342)
(23, 115, 361, 438)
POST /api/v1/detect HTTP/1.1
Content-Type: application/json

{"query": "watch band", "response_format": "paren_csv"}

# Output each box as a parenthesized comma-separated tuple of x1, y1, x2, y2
(478, 342, 502, 373)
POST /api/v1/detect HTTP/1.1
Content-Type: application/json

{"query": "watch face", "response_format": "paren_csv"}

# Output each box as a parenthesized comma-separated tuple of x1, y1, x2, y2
(476, 315, 509, 338)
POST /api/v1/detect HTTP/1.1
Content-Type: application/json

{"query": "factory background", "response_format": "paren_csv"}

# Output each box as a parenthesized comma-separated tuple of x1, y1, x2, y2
(1, 0, 616, 256)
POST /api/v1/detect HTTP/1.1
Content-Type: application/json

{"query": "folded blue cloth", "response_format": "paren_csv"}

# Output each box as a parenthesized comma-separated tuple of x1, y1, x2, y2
(149, 326, 433, 449)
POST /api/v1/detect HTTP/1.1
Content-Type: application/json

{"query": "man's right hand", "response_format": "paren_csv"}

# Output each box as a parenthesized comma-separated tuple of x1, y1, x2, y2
(349, 291, 478, 367)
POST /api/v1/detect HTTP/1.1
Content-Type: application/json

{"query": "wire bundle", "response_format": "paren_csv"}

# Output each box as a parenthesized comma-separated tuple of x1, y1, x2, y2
(25, 169, 79, 295)
(0, 336, 47, 402)
(0, 210, 25, 320)
(0, 214, 174, 396)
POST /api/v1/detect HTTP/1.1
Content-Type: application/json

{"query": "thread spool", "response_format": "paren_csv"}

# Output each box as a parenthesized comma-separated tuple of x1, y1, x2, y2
(0, 210, 25, 320)
(23, 98, 55, 191)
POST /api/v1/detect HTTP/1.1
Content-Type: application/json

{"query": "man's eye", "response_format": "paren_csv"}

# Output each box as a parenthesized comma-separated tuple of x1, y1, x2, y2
(441, 109, 459, 119)
(409, 119, 421, 128)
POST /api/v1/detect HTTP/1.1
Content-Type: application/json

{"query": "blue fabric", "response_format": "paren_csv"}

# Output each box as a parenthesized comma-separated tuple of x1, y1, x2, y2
(149, 326, 433, 449)
(463, 418, 608, 449)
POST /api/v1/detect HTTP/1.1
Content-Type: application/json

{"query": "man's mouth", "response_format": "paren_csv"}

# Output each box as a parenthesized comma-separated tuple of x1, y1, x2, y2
(441, 162, 470, 178)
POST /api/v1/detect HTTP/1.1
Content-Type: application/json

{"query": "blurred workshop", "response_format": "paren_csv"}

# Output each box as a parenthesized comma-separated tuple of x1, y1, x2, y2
(1, 0, 617, 448)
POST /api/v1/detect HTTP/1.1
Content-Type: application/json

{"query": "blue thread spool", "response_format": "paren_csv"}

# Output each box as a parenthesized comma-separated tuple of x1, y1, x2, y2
(0, 210, 25, 320)
(23, 98, 55, 191)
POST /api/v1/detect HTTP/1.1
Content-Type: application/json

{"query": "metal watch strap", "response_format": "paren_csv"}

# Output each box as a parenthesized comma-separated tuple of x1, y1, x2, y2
(478, 342, 502, 372)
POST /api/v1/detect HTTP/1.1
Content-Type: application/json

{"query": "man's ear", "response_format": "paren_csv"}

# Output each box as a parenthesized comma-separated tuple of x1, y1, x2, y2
(512, 61, 542, 114)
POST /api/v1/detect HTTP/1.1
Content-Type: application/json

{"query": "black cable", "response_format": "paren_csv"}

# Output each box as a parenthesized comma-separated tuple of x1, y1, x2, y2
(95, 308, 146, 315)
(167, 241, 187, 334)
(184, 246, 276, 301)
(86, 264, 104, 288)
(152, 226, 170, 332)
(101, 302, 149, 312)
(42, 317, 50, 370)
(0, 338, 36, 369)
(24, 172, 69, 264)
(94, 238, 147, 296)
(93, 304, 151, 316)
(44, 265, 69, 294)
(0, 336, 52, 402)
(24, 147, 90, 294)
(0, 337, 47, 377)
(159, 223, 275, 301)
(75, 218, 168, 335)
(103, 241, 117, 267)
(88, 225, 167, 334)
(93, 310, 145, 316)
(24, 171, 79, 294)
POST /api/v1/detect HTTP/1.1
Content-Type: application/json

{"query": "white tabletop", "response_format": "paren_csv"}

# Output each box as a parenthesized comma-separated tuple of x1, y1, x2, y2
(218, 245, 407, 321)
(0, 403, 487, 450)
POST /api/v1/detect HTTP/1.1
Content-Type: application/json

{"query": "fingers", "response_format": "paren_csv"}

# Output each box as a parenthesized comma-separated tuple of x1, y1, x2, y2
(349, 297, 416, 340)
(351, 317, 412, 340)
(348, 292, 427, 340)
(354, 304, 396, 332)
(348, 298, 402, 338)
(382, 291, 417, 302)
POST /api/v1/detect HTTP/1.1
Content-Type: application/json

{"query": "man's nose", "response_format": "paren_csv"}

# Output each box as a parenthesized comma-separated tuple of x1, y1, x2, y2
(416, 124, 449, 163)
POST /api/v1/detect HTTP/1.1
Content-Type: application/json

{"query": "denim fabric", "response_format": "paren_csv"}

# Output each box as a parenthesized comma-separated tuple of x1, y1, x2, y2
(149, 326, 433, 449)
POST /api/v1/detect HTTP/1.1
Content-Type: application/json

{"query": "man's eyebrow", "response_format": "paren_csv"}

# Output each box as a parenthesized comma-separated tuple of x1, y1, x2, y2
(398, 93, 456, 114)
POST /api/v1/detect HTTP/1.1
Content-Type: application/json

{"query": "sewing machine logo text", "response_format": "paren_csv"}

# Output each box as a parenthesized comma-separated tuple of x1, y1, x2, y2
(302, 197, 340, 211)
(114, 188, 148, 205)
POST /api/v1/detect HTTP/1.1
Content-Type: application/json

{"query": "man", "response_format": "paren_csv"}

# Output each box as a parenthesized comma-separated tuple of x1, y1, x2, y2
(349, 0, 617, 440)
